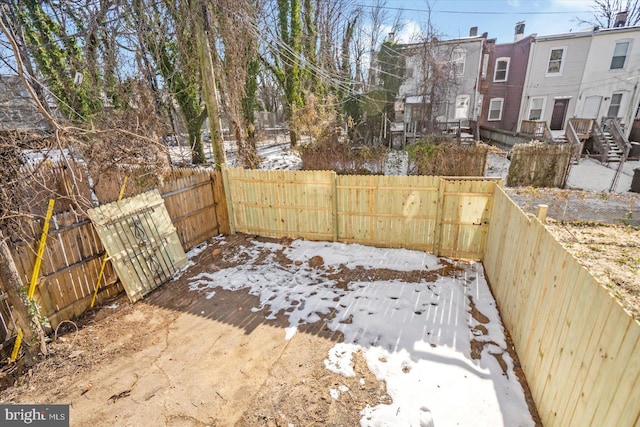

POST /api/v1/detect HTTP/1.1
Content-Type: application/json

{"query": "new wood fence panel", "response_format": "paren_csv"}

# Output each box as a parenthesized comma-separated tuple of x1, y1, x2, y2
(438, 179, 494, 260)
(336, 175, 439, 251)
(227, 169, 335, 241)
(484, 186, 640, 427)
(599, 327, 640, 426)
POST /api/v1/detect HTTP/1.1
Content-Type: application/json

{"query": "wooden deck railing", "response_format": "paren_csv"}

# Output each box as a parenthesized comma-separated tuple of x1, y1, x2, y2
(520, 120, 554, 143)
(568, 118, 593, 140)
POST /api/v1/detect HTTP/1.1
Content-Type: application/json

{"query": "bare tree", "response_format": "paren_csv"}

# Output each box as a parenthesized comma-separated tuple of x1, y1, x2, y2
(578, 0, 640, 28)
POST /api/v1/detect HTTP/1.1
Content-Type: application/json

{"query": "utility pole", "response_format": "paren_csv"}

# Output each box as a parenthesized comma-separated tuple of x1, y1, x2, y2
(194, 1, 226, 170)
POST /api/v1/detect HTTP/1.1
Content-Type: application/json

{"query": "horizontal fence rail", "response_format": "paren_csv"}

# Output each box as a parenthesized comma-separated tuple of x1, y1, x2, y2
(3, 167, 224, 331)
(336, 175, 439, 252)
(225, 168, 499, 260)
(2, 163, 639, 427)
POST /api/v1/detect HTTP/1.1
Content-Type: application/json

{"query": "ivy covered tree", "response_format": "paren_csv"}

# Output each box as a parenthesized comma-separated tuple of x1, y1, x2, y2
(7, 1, 102, 119)
(131, 0, 208, 164)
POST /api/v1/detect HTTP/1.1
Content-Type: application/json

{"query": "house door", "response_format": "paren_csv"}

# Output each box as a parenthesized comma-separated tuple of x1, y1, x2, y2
(550, 98, 570, 130)
(583, 96, 602, 119)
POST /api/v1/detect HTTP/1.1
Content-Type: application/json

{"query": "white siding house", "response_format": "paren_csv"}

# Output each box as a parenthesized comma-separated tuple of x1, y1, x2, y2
(396, 35, 486, 125)
(576, 26, 640, 138)
(518, 31, 592, 133)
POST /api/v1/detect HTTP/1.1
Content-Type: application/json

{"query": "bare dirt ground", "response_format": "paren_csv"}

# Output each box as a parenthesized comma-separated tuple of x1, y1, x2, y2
(0, 234, 539, 426)
(546, 221, 640, 321)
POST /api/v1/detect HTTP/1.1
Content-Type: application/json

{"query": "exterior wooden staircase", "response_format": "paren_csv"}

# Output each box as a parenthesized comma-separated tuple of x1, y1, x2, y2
(592, 118, 631, 164)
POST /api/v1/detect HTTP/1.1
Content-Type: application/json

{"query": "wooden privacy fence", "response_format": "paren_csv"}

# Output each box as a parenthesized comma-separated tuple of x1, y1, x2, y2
(4, 168, 226, 331)
(507, 142, 573, 188)
(484, 186, 640, 427)
(225, 168, 498, 259)
(3, 164, 640, 427)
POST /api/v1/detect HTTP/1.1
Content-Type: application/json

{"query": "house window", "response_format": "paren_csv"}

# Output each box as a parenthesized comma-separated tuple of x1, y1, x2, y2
(452, 49, 466, 76)
(610, 41, 630, 69)
(546, 47, 566, 75)
(488, 98, 503, 121)
(607, 92, 624, 117)
(482, 54, 489, 79)
(528, 97, 545, 120)
(494, 58, 510, 82)
(455, 94, 470, 119)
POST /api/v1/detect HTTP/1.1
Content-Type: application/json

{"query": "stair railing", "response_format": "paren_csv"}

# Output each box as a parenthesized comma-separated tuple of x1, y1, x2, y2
(591, 121, 608, 163)
(566, 120, 582, 163)
(603, 117, 632, 191)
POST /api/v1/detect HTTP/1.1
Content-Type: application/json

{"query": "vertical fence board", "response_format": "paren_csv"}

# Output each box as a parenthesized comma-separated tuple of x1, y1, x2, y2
(484, 185, 640, 427)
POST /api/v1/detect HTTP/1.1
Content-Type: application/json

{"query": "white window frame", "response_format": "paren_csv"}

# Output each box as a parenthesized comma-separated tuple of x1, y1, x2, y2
(607, 92, 625, 117)
(610, 40, 631, 70)
(493, 57, 510, 82)
(546, 46, 566, 76)
(488, 98, 504, 121)
(527, 97, 546, 121)
(481, 54, 489, 79)
(476, 94, 484, 118)
(455, 94, 470, 119)
(452, 48, 466, 76)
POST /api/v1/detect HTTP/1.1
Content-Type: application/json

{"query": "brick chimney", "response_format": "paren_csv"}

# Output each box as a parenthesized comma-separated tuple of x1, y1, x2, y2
(514, 21, 525, 42)
(470, 26, 478, 37)
(615, 11, 628, 27)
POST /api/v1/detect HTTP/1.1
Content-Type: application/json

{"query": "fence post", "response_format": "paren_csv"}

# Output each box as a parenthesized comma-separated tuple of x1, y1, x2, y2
(536, 204, 549, 223)
(332, 172, 338, 242)
(221, 166, 236, 234)
(434, 177, 445, 256)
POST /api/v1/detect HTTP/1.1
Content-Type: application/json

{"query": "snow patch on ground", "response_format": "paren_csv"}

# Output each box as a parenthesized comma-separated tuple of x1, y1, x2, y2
(384, 151, 409, 175)
(186, 238, 534, 426)
(566, 158, 637, 193)
(485, 152, 510, 182)
(284, 240, 441, 271)
(487, 151, 639, 194)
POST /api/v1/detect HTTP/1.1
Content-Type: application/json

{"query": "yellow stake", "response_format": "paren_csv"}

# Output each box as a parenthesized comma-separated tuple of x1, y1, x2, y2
(11, 199, 55, 361)
(90, 177, 128, 308)
(9, 328, 23, 362)
(28, 199, 55, 299)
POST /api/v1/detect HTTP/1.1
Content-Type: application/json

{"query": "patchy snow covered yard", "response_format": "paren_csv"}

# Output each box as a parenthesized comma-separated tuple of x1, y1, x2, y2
(187, 236, 538, 426)
(2, 235, 537, 426)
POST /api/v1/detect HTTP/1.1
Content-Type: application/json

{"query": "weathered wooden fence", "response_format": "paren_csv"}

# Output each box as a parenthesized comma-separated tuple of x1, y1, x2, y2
(3, 168, 226, 331)
(484, 186, 640, 427)
(507, 142, 573, 188)
(225, 169, 498, 259)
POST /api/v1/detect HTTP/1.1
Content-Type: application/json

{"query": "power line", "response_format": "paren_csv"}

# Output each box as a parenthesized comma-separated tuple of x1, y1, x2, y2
(353, 3, 590, 16)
